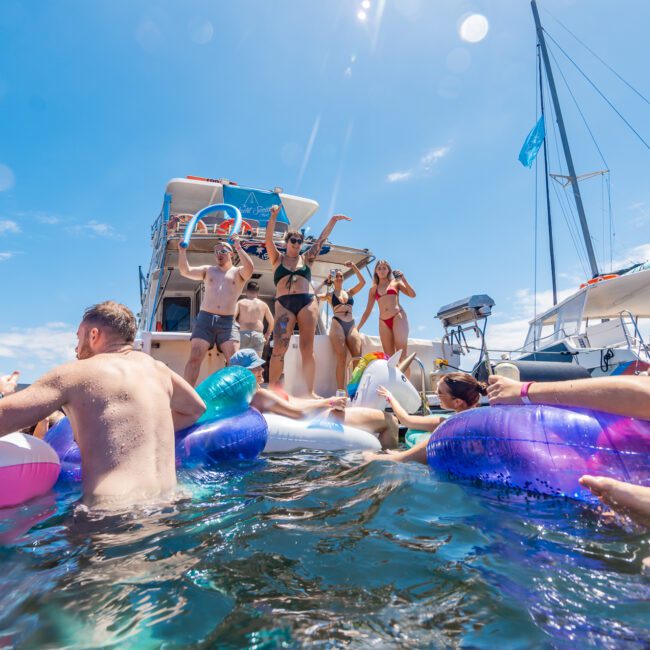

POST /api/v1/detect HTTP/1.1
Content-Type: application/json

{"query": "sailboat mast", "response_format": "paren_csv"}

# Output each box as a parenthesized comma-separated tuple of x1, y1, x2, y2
(538, 45, 558, 305)
(530, 0, 599, 278)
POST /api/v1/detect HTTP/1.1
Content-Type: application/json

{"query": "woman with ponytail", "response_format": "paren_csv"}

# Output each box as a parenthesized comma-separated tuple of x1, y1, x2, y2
(366, 372, 487, 464)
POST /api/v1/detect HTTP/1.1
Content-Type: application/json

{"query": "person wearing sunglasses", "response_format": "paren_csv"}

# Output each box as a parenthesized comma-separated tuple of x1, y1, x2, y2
(178, 235, 254, 385)
(265, 205, 351, 397)
(317, 262, 366, 390)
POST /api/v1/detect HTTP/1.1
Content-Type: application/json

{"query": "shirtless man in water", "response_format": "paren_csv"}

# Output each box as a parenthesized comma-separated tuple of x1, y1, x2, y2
(0, 301, 206, 510)
(179, 235, 254, 385)
(235, 281, 274, 358)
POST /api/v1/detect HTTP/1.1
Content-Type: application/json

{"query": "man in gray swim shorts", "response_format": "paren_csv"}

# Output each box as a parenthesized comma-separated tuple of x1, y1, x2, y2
(235, 280, 274, 357)
(179, 236, 254, 385)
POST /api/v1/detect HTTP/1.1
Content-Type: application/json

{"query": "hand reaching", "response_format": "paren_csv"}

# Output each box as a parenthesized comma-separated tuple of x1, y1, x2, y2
(0, 371, 20, 396)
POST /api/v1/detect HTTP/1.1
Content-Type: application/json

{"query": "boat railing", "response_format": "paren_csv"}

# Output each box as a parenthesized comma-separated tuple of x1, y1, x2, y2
(516, 327, 570, 355)
(618, 310, 650, 361)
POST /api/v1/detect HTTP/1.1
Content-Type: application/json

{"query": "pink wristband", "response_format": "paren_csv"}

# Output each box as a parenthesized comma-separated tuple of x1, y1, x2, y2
(520, 381, 535, 405)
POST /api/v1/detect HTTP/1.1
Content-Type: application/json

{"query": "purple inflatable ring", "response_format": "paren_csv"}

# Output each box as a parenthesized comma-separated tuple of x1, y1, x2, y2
(426, 405, 650, 501)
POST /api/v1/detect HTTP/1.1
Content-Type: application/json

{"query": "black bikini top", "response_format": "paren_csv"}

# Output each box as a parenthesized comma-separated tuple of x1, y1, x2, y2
(332, 291, 353, 307)
(273, 259, 312, 286)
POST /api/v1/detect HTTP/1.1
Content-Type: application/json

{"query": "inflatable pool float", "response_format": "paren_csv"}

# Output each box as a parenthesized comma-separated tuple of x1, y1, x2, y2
(177, 407, 267, 464)
(404, 430, 431, 449)
(263, 414, 381, 453)
(0, 433, 60, 508)
(427, 405, 650, 501)
(45, 367, 268, 481)
(348, 350, 421, 413)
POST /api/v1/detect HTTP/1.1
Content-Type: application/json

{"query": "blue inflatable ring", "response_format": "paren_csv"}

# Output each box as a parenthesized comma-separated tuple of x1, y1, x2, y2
(426, 404, 650, 501)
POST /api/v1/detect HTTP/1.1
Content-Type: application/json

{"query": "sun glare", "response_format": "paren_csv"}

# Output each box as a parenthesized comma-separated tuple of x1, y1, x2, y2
(459, 14, 489, 43)
(357, 9, 368, 21)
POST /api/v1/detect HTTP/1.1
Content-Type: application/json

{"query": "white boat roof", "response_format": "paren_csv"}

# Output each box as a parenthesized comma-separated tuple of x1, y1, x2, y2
(531, 267, 650, 325)
(164, 177, 319, 230)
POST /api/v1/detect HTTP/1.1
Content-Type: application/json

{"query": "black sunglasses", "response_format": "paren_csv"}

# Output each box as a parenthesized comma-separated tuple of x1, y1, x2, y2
(288, 237, 303, 245)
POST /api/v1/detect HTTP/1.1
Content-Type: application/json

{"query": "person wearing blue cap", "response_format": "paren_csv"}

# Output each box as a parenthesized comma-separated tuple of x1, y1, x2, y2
(230, 349, 398, 447)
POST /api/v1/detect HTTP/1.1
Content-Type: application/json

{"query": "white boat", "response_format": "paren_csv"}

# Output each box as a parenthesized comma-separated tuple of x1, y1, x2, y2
(136, 176, 458, 398)
(514, 269, 650, 376)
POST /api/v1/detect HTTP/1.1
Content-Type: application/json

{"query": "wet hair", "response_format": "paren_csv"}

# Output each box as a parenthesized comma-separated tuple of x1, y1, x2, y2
(373, 259, 393, 285)
(440, 372, 487, 407)
(82, 301, 137, 343)
(284, 230, 304, 243)
(246, 281, 259, 292)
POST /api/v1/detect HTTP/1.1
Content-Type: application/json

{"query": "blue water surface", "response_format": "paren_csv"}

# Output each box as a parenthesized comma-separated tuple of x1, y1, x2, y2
(1, 454, 649, 649)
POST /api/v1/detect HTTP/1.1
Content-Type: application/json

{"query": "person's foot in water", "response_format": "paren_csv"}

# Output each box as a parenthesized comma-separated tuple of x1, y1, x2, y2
(580, 475, 650, 527)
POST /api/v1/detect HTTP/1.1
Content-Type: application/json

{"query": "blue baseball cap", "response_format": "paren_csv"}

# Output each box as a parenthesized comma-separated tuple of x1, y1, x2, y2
(229, 349, 266, 369)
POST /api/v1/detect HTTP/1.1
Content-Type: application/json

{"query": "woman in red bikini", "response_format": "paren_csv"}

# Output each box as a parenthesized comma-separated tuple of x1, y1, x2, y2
(357, 259, 416, 368)
(266, 205, 351, 398)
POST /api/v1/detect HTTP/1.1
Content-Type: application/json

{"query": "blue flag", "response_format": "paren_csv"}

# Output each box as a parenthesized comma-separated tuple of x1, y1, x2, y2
(222, 185, 289, 227)
(518, 115, 545, 168)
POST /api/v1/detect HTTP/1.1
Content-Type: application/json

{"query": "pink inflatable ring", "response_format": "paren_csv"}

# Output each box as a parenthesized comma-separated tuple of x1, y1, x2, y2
(0, 433, 60, 508)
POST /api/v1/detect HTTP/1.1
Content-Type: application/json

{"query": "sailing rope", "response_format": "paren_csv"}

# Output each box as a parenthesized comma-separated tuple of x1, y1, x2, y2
(542, 9, 650, 107)
(545, 31, 650, 150)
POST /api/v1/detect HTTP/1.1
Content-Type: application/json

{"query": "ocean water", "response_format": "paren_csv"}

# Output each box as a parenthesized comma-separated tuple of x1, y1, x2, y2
(1, 454, 649, 649)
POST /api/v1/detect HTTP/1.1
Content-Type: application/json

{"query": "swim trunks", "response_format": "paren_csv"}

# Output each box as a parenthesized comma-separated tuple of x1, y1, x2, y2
(240, 330, 266, 356)
(191, 310, 240, 349)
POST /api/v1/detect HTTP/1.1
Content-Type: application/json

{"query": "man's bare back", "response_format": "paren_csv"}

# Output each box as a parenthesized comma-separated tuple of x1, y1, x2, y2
(236, 297, 268, 332)
(0, 302, 205, 510)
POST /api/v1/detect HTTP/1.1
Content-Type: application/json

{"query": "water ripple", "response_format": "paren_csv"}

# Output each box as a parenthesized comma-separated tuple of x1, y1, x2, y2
(0, 452, 648, 648)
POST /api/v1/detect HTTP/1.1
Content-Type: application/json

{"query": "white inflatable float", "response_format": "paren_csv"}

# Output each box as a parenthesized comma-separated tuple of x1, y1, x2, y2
(262, 351, 421, 453)
(263, 414, 381, 453)
(0, 433, 60, 508)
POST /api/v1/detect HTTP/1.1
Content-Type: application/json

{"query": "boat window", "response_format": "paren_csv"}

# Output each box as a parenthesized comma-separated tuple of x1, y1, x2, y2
(162, 297, 191, 332)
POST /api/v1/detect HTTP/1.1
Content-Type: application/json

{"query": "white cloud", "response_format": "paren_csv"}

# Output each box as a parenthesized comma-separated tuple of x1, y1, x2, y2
(35, 214, 61, 225)
(386, 170, 412, 183)
(386, 144, 451, 183)
(421, 146, 450, 168)
(0, 251, 14, 262)
(0, 219, 20, 235)
(0, 164, 15, 192)
(0, 323, 76, 378)
(67, 220, 123, 240)
(610, 243, 650, 270)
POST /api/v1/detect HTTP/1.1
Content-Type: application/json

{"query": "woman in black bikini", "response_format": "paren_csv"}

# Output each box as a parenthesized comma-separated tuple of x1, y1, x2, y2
(357, 259, 416, 369)
(318, 261, 366, 390)
(266, 205, 351, 397)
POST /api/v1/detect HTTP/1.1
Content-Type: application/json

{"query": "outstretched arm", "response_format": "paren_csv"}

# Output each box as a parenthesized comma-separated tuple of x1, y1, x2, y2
(346, 262, 366, 296)
(169, 369, 206, 431)
(178, 246, 208, 281)
(488, 375, 650, 420)
(264, 205, 282, 266)
(305, 214, 352, 263)
(356, 285, 376, 332)
(377, 386, 443, 431)
(233, 235, 254, 282)
(0, 368, 69, 435)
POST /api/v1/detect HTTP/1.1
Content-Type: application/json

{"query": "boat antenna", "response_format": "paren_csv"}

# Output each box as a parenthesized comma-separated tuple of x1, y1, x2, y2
(531, 0, 599, 279)
(538, 43, 558, 305)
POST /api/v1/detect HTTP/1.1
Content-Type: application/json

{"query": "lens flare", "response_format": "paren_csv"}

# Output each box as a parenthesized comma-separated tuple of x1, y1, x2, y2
(459, 14, 489, 43)
(357, 9, 368, 21)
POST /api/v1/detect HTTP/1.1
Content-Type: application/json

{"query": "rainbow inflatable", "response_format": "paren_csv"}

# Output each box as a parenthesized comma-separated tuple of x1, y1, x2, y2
(347, 351, 388, 399)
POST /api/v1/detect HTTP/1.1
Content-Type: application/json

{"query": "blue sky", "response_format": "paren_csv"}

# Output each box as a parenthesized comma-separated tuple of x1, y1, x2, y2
(1, 0, 649, 381)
